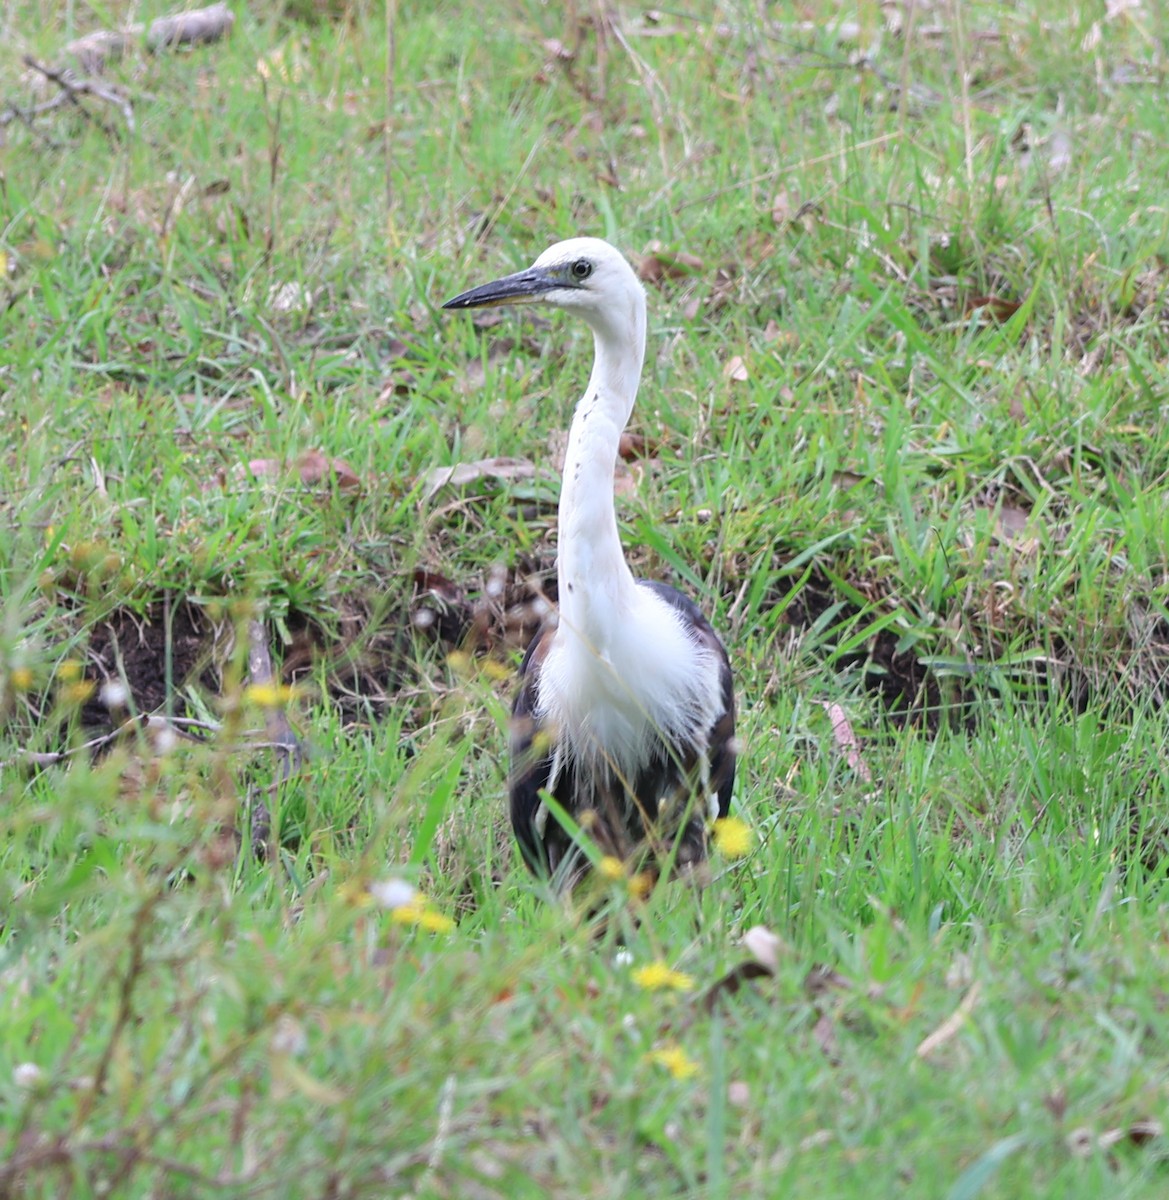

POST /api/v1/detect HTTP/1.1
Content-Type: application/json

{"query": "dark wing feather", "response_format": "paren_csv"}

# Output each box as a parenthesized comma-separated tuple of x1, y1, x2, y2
(638, 579, 737, 820)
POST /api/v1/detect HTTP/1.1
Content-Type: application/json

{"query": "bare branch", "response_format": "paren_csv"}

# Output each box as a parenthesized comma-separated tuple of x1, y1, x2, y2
(19, 56, 134, 133)
(246, 619, 307, 856)
(2, 4, 235, 131)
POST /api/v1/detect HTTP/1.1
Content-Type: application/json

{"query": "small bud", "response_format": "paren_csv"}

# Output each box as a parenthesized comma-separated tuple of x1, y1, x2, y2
(14, 1062, 43, 1089)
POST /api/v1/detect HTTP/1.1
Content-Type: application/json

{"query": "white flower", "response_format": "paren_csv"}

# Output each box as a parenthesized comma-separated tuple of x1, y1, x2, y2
(14, 1062, 43, 1088)
(368, 878, 418, 910)
(99, 679, 129, 710)
(147, 717, 177, 755)
(270, 1014, 307, 1057)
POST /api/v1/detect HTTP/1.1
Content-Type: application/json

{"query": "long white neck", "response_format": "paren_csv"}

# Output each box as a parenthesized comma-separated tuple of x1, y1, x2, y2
(556, 301, 646, 654)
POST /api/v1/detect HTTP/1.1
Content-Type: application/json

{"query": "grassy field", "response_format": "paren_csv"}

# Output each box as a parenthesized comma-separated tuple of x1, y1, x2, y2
(2, 0, 1168, 1195)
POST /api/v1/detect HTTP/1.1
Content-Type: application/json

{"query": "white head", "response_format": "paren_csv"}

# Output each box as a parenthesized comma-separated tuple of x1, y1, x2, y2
(444, 237, 646, 346)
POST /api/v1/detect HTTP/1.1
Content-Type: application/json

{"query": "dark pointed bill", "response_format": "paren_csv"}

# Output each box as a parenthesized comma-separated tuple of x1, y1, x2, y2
(443, 266, 563, 310)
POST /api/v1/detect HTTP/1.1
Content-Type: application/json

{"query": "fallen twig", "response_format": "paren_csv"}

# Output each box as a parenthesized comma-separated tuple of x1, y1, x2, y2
(246, 618, 305, 856)
(2, 4, 235, 131)
(0, 714, 280, 770)
(817, 699, 874, 783)
(246, 619, 303, 782)
(916, 981, 982, 1060)
(8, 56, 134, 133)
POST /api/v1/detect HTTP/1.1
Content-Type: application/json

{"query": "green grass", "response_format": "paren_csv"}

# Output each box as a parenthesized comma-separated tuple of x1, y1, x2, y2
(2, 0, 1169, 1195)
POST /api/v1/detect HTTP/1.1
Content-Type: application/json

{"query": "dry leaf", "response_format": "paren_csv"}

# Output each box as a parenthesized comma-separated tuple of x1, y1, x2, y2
(966, 294, 1022, 322)
(240, 458, 280, 479)
(412, 569, 462, 602)
(710, 265, 739, 311)
(798, 1129, 835, 1152)
(915, 981, 981, 1060)
(1069, 1118, 1161, 1159)
(378, 336, 428, 399)
(468, 309, 507, 331)
(803, 964, 852, 999)
(816, 701, 873, 782)
(1109, 1119, 1162, 1147)
(1067, 1128, 1095, 1158)
(421, 456, 543, 500)
(65, 29, 132, 74)
(542, 37, 574, 60)
(697, 924, 783, 1012)
(1047, 128, 1073, 174)
(998, 504, 1030, 539)
(612, 461, 644, 497)
(700, 961, 772, 1013)
(832, 470, 866, 490)
(268, 281, 313, 314)
(386, 334, 423, 360)
(762, 320, 801, 353)
(229, 452, 361, 492)
(635, 243, 705, 285)
(296, 450, 361, 491)
(743, 925, 782, 973)
(771, 189, 794, 226)
(617, 431, 655, 461)
(378, 369, 419, 400)
(722, 355, 749, 382)
(813, 1012, 840, 1063)
(453, 336, 519, 396)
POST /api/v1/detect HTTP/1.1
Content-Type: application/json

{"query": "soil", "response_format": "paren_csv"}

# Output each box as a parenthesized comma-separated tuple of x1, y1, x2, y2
(80, 600, 218, 727)
(66, 551, 1161, 737)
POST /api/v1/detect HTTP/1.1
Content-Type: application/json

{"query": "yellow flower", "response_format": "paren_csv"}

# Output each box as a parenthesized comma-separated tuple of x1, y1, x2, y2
(390, 900, 455, 934)
(9, 667, 33, 691)
(446, 650, 472, 677)
(61, 680, 95, 705)
(481, 658, 512, 682)
(338, 880, 375, 909)
(627, 871, 654, 900)
(58, 659, 83, 683)
(631, 961, 695, 993)
(597, 856, 626, 882)
(644, 1044, 700, 1080)
(242, 682, 298, 708)
(713, 816, 752, 859)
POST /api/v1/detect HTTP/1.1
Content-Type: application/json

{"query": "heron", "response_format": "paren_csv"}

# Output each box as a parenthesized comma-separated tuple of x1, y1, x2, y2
(444, 237, 736, 889)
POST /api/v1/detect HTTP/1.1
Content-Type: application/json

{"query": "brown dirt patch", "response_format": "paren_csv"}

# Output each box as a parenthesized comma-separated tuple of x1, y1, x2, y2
(80, 600, 219, 727)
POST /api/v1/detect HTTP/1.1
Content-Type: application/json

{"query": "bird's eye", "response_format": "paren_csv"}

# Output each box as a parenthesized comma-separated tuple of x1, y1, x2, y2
(570, 259, 593, 280)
